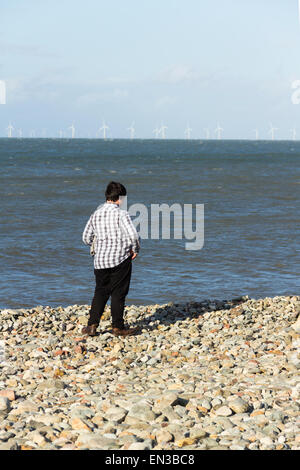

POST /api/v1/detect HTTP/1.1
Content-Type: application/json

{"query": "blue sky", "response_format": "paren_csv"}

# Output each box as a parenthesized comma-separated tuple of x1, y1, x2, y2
(1, 0, 300, 138)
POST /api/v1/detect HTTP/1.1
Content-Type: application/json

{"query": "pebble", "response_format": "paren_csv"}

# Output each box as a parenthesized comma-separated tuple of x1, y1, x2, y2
(155, 429, 173, 444)
(215, 406, 233, 417)
(0, 295, 299, 450)
(0, 397, 11, 413)
(228, 397, 250, 414)
(0, 390, 15, 401)
(126, 404, 156, 423)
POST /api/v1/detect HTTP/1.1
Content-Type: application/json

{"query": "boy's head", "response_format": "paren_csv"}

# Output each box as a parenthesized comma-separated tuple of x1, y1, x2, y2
(105, 181, 127, 202)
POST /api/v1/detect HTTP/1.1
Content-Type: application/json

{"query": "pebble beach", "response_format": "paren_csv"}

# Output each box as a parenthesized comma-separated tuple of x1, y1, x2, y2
(0, 295, 299, 451)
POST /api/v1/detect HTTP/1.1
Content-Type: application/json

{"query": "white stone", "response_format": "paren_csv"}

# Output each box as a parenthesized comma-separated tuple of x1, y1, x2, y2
(215, 406, 233, 417)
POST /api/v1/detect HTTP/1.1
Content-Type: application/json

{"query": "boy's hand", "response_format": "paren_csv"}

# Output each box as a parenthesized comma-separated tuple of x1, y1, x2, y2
(130, 250, 138, 260)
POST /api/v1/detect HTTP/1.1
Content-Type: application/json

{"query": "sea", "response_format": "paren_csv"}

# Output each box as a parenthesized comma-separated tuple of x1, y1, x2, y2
(0, 138, 299, 309)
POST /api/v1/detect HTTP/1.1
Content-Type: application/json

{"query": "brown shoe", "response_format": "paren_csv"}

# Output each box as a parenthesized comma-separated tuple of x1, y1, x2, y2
(112, 326, 138, 337)
(82, 324, 98, 336)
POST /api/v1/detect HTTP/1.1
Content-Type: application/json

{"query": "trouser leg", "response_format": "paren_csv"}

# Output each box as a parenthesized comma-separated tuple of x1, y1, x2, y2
(110, 257, 132, 329)
(88, 269, 110, 326)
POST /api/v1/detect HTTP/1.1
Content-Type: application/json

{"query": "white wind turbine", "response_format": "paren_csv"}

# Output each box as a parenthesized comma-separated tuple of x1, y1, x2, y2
(290, 127, 297, 141)
(215, 123, 224, 140)
(127, 122, 136, 139)
(29, 129, 36, 138)
(184, 123, 192, 140)
(99, 121, 109, 139)
(6, 122, 14, 138)
(160, 122, 168, 139)
(254, 129, 259, 140)
(269, 123, 278, 141)
(69, 123, 75, 139)
(59, 130, 64, 138)
(153, 126, 160, 139)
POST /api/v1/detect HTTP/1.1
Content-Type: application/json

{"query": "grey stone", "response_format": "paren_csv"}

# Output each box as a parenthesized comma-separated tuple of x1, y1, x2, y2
(128, 441, 152, 450)
(0, 397, 11, 413)
(228, 397, 250, 414)
(105, 407, 128, 424)
(127, 404, 156, 423)
(76, 433, 121, 449)
(0, 439, 19, 450)
(70, 406, 95, 420)
(37, 380, 65, 391)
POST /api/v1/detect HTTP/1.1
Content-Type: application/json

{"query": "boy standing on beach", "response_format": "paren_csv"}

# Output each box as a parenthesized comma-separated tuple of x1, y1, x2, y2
(82, 182, 140, 337)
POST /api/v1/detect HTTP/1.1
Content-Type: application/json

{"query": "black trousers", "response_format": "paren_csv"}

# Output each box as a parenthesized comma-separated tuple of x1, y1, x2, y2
(88, 256, 132, 329)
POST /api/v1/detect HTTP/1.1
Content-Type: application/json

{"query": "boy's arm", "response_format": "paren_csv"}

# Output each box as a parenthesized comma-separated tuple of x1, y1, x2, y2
(120, 211, 140, 255)
(82, 214, 95, 246)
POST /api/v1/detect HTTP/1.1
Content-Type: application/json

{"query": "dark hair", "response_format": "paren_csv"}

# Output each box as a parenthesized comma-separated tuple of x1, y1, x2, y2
(105, 181, 127, 201)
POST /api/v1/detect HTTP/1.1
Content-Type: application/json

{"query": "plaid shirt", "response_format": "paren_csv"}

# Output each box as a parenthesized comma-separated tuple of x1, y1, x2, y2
(82, 202, 140, 269)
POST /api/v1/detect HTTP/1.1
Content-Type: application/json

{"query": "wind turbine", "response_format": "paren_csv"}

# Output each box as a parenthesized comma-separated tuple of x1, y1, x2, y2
(215, 123, 224, 140)
(269, 123, 278, 141)
(204, 128, 210, 139)
(98, 121, 109, 139)
(254, 129, 259, 140)
(59, 130, 64, 138)
(69, 123, 75, 139)
(290, 127, 297, 141)
(29, 129, 36, 138)
(18, 129, 23, 138)
(160, 122, 168, 140)
(184, 123, 192, 140)
(6, 122, 14, 138)
(153, 126, 160, 139)
(127, 122, 136, 139)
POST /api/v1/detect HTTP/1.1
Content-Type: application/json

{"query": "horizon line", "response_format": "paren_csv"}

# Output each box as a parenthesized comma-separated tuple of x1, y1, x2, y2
(0, 137, 300, 142)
